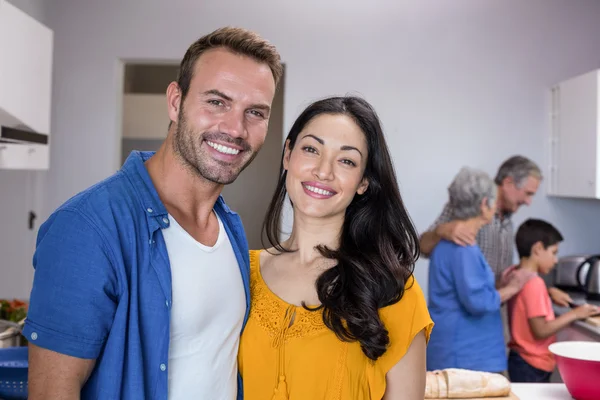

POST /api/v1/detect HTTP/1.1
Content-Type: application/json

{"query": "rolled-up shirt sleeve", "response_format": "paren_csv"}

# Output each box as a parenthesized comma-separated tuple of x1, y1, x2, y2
(452, 246, 501, 316)
(22, 208, 119, 359)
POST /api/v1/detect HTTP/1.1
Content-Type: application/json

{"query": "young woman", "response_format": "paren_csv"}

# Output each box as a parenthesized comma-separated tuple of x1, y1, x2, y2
(238, 96, 433, 400)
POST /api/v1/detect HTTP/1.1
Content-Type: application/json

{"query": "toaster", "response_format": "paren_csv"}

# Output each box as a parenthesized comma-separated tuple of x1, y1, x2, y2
(553, 254, 592, 291)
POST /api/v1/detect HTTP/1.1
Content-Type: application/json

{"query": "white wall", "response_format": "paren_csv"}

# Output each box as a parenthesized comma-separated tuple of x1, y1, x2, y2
(34, 0, 600, 298)
(0, 0, 48, 299)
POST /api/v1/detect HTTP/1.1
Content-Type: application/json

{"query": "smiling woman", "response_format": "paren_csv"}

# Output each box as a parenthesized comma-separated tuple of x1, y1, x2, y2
(283, 114, 369, 218)
(238, 96, 434, 400)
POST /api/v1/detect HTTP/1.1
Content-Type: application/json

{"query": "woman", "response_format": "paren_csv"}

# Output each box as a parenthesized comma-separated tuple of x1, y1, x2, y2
(238, 96, 433, 400)
(426, 167, 530, 373)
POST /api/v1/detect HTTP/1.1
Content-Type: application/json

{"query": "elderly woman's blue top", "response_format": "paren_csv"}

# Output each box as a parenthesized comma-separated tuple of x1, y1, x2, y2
(426, 240, 506, 373)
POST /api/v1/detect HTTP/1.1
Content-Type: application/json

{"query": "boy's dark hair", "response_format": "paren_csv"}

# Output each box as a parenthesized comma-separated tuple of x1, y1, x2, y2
(515, 219, 563, 258)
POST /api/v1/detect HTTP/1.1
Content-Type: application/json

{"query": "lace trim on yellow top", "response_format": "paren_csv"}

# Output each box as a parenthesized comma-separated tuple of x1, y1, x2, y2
(249, 250, 329, 345)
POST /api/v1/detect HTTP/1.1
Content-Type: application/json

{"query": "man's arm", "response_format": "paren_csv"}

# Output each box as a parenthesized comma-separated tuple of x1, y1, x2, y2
(419, 229, 443, 258)
(420, 221, 478, 257)
(420, 203, 477, 257)
(23, 209, 118, 398)
(28, 345, 96, 400)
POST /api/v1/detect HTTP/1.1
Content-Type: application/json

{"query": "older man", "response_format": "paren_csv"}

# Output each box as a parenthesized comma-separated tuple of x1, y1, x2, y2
(420, 155, 571, 307)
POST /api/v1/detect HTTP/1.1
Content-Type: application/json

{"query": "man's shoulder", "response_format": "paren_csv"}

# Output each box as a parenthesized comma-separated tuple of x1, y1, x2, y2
(49, 171, 140, 230)
(63, 171, 133, 207)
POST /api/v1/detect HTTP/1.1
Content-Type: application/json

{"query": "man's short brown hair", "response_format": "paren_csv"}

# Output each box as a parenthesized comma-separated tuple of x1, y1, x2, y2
(177, 27, 282, 100)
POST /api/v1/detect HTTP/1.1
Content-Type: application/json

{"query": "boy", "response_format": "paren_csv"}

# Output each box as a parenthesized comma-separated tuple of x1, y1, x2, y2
(504, 219, 599, 383)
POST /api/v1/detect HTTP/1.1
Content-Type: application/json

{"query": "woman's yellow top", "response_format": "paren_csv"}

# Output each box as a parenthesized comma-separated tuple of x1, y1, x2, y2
(238, 250, 434, 400)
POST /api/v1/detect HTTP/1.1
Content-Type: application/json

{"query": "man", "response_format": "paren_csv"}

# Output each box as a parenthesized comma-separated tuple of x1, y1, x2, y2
(23, 27, 282, 400)
(420, 155, 572, 307)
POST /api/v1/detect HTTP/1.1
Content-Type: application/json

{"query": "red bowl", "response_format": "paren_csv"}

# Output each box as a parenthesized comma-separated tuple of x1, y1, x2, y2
(548, 341, 600, 400)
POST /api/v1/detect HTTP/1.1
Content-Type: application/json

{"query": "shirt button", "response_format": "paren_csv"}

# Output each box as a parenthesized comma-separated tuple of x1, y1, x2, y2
(160, 363, 166, 372)
(147, 208, 153, 213)
(30, 332, 38, 341)
(165, 300, 169, 308)
(162, 217, 169, 224)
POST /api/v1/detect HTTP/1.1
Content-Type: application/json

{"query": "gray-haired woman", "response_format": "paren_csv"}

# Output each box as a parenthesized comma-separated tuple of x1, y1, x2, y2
(425, 167, 531, 373)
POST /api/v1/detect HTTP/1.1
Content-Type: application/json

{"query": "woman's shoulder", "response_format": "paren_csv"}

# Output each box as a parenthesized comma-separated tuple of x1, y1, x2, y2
(249, 249, 262, 267)
(433, 240, 480, 257)
(379, 276, 432, 339)
(376, 275, 434, 372)
(249, 248, 280, 270)
(380, 275, 428, 319)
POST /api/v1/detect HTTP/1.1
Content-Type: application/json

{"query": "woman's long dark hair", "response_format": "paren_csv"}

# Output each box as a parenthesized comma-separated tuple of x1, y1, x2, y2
(262, 96, 420, 361)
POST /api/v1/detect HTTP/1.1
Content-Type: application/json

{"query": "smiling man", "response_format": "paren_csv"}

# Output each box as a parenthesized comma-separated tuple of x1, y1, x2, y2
(23, 27, 282, 400)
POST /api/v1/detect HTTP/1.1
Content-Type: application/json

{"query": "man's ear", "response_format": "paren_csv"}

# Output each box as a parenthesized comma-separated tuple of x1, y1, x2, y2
(502, 176, 515, 187)
(166, 81, 182, 124)
(283, 139, 292, 171)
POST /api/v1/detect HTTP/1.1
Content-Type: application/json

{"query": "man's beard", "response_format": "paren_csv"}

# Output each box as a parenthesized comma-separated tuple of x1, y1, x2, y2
(172, 109, 258, 184)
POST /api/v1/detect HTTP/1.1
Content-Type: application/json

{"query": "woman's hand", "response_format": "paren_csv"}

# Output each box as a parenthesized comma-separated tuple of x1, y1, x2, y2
(497, 268, 534, 303)
(506, 269, 535, 290)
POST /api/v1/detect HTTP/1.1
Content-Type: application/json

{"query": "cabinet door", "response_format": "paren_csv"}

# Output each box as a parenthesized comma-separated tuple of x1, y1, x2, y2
(550, 71, 599, 198)
(0, 143, 49, 170)
(0, 0, 53, 135)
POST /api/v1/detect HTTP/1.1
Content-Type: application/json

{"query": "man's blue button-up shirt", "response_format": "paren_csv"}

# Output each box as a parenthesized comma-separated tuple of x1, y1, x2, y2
(23, 151, 251, 399)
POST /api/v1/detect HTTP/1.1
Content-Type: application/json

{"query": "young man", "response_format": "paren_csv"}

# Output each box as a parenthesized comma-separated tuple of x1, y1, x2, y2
(420, 155, 571, 307)
(23, 27, 282, 400)
(504, 219, 599, 382)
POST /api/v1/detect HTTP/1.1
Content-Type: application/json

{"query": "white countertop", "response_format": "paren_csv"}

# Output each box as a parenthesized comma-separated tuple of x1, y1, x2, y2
(511, 383, 572, 400)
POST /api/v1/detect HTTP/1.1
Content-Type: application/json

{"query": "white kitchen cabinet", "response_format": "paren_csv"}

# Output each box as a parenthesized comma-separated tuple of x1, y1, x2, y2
(0, 0, 53, 170)
(548, 69, 600, 199)
(0, 142, 48, 170)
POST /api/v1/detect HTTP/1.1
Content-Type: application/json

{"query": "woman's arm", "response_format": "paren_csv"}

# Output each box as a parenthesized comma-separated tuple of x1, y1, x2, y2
(382, 330, 427, 400)
(497, 285, 520, 303)
(452, 247, 501, 316)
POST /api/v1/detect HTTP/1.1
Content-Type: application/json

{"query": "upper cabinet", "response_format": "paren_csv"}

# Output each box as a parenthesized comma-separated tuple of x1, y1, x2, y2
(548, 69, 600, 199)
(0, 0, 53, 170)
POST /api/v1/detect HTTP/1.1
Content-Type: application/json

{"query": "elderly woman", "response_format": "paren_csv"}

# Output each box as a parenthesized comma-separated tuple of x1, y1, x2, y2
(426, 167, 528, 373)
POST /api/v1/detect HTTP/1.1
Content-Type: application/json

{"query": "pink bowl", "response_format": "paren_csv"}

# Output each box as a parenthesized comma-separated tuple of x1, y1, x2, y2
(548, 341, 600, 400)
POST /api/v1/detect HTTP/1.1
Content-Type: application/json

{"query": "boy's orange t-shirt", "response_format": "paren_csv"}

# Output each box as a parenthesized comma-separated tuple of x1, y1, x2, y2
(507, 273, 556, 372)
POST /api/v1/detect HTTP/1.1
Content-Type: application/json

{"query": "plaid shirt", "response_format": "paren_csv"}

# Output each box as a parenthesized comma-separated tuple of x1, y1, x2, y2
(428, 203, 515, 281)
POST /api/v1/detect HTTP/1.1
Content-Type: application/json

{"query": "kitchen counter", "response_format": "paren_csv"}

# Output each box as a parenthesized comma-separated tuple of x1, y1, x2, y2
(511, 383, 572, 399)
(552, 291, 600, 341)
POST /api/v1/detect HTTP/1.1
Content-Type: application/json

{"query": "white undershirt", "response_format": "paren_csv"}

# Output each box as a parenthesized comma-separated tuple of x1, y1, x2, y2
(163, 212, 245, 400)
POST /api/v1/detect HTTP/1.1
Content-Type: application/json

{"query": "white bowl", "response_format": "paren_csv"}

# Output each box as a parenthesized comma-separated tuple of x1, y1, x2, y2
(548, 341, 600, 362)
